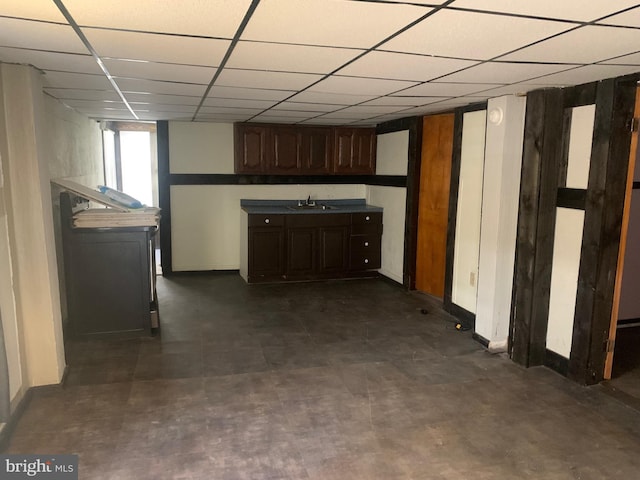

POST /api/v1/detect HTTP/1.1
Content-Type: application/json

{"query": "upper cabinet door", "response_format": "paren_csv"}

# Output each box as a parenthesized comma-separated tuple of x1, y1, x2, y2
(333, 127, 376, 174)
(300, 127, 332, 175)
(270, 126, 301, 174)
(234, 124, 270, 174)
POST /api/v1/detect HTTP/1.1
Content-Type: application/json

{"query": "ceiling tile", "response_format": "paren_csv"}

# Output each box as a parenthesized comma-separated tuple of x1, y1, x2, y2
(286, 91, 377, 105)
(309, 76, 418, 96)
(272, 102, 342, 112)
(116, 78, 207, 96)
(0, 0, 68, 22)
(362, 96, 449, 107)
(203, 98, 278, 109)
(451, 0, 640, 22)
(383, 9, 572, 60)
(42, 71, 112, 90)
(198, 106, 264, 116)
(335, 105, 411, 116)
(501, 25, 640, 63)
(396, 82, 499, 96)
(195, 113, 255, 122)
(599, 6, 640, 27)
(299, 117, 358, 125)
(134, 103, 196, 113)
(252, 115, 315, 123)
(0, 17, 88, 54)
(435, 62, 575, 84)
(339, 51, 478, 82)
(241, 0, 430, 48)
(64, 99, 127, 110)
(207, 86, 296, 101)
(530, 64, 640, 85)
(227, 41, 363, 74)
(216, 69, 322, 90)
(83, 28, 230, 66)
(257, 110, 319, 119)
(44, 88, 121, 101)
(473, 84, 550, 97)
(600, 51, 640, 65)
(104, 59, 215, 84)
(64, 0, 252, 37)
(0, 47, 101, 74)
(312, 111, 370, 120)
(123, 93, 201, 105)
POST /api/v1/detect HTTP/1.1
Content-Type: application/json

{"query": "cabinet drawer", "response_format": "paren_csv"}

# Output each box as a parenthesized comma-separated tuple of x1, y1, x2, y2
(350, 244, 381, 270)
(248, 214, 285, 227)
(350, 235, 380, 255)
(351, 212, 382, 235)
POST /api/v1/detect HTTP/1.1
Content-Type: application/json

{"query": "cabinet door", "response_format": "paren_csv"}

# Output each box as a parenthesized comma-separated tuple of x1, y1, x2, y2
(235, 124, 270, 173)
(271, 126, 300, 174)
(249, 227, 285, 279)
(287, 227, 317, 276)
(352, 129, 376, 174)
(301, 128, 332, 174)
(333, 128, 354, 174)
(319, 225, 349, 273)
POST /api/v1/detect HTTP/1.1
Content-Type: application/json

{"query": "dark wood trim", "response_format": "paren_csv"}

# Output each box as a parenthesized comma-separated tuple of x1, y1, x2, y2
(570, 78, 637, 385)
(472, 332, 490, 348)
(562, 81, 597, 108)
(557, 188, 587, 210)
(157, 120, 172, 276)
(544, 349, 570, 377)
(443, 108, 464, 310)
(167, 173, 407, 187)
(511, 88, 564, 367)
(633, 181, 640, 190)
(402, 117, 423, 289)
(444, 302, 476, 329)
(375, 117, 418, 135)
(558, 108, 572, 187)
(618, 317, 640, 326)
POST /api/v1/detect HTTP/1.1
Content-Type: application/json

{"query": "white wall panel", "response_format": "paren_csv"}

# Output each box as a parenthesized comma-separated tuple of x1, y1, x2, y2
(375, 130, 409, 176)
(452, 110, 486, 313)
(566, 104, 595, 189)
(546, 207, 585, 358)
(169, 122, 234, 174)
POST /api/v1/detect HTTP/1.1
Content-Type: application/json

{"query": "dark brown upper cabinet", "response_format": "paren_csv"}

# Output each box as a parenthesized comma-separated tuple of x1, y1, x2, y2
(333, 127, 376, 174)
(234, 123, 375, 175)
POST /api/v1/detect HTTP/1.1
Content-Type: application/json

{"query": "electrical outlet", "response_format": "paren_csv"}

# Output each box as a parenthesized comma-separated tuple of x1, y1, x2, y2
(470, 271, 476, 287)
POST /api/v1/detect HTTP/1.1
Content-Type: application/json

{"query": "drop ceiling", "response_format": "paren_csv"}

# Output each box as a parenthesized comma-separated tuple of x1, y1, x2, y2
(1, 0, 639, 126)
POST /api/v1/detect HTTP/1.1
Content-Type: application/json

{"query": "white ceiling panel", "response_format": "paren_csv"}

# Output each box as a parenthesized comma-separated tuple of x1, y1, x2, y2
(361, 96, 446, 107)
(312, 111, 370, 120)
(435, 62, 575, 84)
(198, 106, 264, 116)
(600, 51, 640, 65)
(104, 59, 215, 84)
(216, 69, 322, 90)
(339, 51, 478, 82)
(272, 102, 342, 112)
(227, 41, 363, 74)
(451, 0, 640, 22)
(64, 100, 127, 111)
(383, 9, 572, 60)
(196, 113, 255, 121)
(123, 93, 201, 105)
(473, 84, 551, 97)
(63, 0, 252, 37)
(135, 103, 197, 113)
(42, 71, 112, 90)
(255, 110, 318, 119)
(286, 91, 377, 105)
(599, 6, 640, 26)
(0, 47, 101, 74)
(299, 117, 359, 125)
(530, 64, 640, 85)
(203, 98, 278, 109)
(397, 82, 499, 96)
(331, 105, 411, 116)
(241, 0, 430, 48)
(136, 112, 191, 120)
(0, 17, 88, 54)
(44, 88, 121, 101)
(309, 76, 418, 96)
(83, 28, 230, 66)
(207, 86, 295, 101)
(501, 25, 640, 64)
(252, 115, 315, 124)
(0, 0, 68, 22)
(116, 78, 207, 96)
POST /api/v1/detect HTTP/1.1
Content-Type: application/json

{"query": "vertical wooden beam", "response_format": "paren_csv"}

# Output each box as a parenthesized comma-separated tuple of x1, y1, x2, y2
(157, 120, 172, 276)
(403, 117, 423, 290)
(570, 77, 637, 384)
(511, 88, 564, 367)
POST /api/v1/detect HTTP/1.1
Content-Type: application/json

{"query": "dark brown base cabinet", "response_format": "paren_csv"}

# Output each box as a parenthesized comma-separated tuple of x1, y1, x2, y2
(240, 211, 382, 283)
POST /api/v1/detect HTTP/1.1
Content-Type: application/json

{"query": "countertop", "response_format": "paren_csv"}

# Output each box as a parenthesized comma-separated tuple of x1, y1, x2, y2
(240, 199, 383, 215)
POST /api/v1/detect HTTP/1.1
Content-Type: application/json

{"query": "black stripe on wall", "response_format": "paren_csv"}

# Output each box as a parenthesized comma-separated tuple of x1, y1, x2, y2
(633, 181, 640, 190)
(168, 174, 407, 187)
(557, 188, 587, 210)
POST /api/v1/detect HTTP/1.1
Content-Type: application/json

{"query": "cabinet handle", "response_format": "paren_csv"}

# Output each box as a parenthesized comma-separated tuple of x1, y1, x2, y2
(364, 241, 369, 247)
(365, 216, 370, 221)
(364, 259, 369, 264)
(264, 218, 270, 224)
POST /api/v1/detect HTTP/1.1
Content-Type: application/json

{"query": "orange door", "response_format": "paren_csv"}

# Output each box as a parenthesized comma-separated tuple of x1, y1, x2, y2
(415, 113, 454, 297)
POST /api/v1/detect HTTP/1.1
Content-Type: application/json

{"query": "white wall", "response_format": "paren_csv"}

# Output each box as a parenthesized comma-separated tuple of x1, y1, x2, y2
(451, 110, 486, 313)
(170, 122, 234, 173)
(376, 131, 409, 176)
(171, 184, 366, 271)
(366, 185, 406, 284)
(475, 96, 526, 350)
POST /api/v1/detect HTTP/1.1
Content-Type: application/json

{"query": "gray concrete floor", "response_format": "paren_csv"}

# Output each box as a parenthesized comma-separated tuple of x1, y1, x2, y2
(7, 273, 640, 479)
